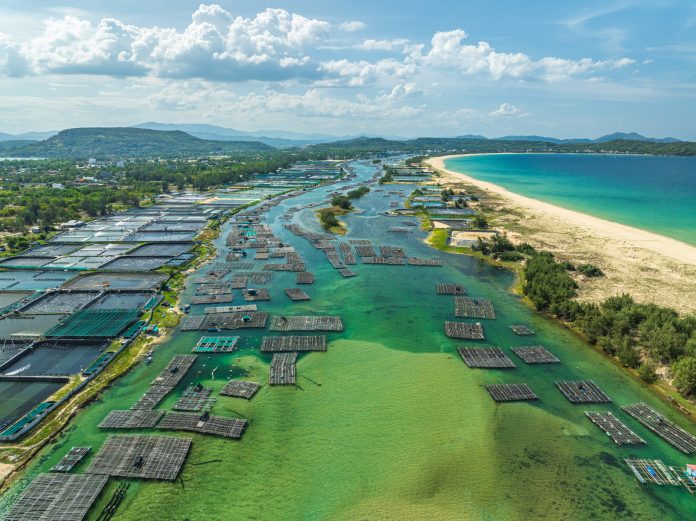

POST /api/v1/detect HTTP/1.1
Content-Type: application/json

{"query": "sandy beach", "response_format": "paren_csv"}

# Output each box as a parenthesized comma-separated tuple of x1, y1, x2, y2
(426, 155, 696, 313)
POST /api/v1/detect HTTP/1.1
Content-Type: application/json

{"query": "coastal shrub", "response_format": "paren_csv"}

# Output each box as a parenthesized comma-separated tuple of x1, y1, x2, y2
(618, 343, 641, 368)
(638, 361, 658, 383)
(319, 209, 339, 230)
(523, 251, 578, 311)
(559, 261, 575, 271)
(577, 263, 604, 277)
(346, 186, 370, 199)
(472, 214, 488, 229)
(671, 356, 696, 396)
(331, 195, 352, 210)
(455, 197, 468, 208)
(496, 251, 523, 262)
(515, 242, 537, 256)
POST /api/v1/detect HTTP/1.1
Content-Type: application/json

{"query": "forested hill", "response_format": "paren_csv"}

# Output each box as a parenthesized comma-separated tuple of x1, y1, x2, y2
(304, 136, 696, 157)
(0, 127, 273, 159)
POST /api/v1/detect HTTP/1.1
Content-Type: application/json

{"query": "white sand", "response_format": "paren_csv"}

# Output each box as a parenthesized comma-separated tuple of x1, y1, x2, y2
(426, 155, 696, 266)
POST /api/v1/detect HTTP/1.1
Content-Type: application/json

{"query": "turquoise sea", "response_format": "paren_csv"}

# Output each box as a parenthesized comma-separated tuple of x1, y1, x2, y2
(445, 154, 696, 245)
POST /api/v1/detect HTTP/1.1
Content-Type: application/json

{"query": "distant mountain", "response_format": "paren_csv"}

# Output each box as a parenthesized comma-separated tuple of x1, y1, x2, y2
(494, 132, 681, 144)
(0, 130, 58, 142)
(0, 127, 273, 159)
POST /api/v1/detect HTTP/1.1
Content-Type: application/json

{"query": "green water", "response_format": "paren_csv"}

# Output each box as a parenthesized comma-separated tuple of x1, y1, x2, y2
(1, 161, 695, 520)
(445, 153, 696, 246)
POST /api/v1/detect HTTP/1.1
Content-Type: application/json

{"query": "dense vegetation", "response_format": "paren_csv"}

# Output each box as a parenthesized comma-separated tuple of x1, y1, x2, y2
(0, 128, 272, 159)
(522, 250, 696, 397)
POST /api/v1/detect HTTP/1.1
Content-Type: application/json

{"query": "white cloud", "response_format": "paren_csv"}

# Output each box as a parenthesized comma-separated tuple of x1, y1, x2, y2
(0, 5, 330, 81)
(339, 21, 366, 32)
(356, 38, 410, 51)
(418, 29, 634, 81)
(318, 58, 417, 86)
(489, 102, 526, 117)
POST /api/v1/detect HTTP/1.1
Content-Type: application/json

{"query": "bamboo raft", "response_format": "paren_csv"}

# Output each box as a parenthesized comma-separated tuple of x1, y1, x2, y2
(196, 284, 230, 295)
(622, 403, 696, 454)
(158, 412, 247, 439)
(511, 346, 560, 364)
(355, 245, 376, 257)
(85, 435, 192, 480)
(130, 386, 172, 410)
(270, 315, 343, 332)
(445, 321, 485, 339)
(151, 355, 197, 388)
(380, 246, 406, 258)
(285, 288, 311, 301)
(436, 282, 467, 295)
(585, 411, 646, 445)
(270, 352, 297, 385)
(407, 258, 443, 266)
(237, 272, 272, 284)
(50, 446, 91, 473)
(173, 385, 215, 412)
(296, 272, 314, 284)
(363, 256, 405, 265)
(455, 297, 496, 319)
(556, 380, 612, 403)
(4, 473, 109, 521)
(510, 324, 535, 336)
(191, 294, 234, 305)
(486, 383, 538, 402)
(254, 252, 269, 260)
(261, 335, 327, 352)
(220, 380, 260, 400)
(230, 276, 248, 289)
(625, 459, 680, 485)
(99, 410, 164, 429)
(198, 312, 269, 330)
(457, 346, 516, 368)
(243, 288, 271, 301)
(203, 304, 257, 314)
(339, 268, 356, 277)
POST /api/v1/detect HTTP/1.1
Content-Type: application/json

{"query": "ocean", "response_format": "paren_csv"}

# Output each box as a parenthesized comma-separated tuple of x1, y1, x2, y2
(445, 153, 696, 245)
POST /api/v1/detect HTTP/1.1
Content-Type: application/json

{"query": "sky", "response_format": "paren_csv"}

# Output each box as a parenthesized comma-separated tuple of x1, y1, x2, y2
(0, 0, 695, 139)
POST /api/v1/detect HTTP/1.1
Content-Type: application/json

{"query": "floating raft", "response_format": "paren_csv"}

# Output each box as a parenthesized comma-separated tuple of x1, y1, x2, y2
(285, 288, 311, 301)
(585, 411, 646, 446)
(511, 346, 560, 364)
(445, 321, 485, 340)
(622, 403, 696, 454)
(556, 380, 612, 404)
(455, 297, 496, 319)
(86, 435, 192, 481)
(339, 268, 356, 278)
(191, 294, 234, 305)
(193, 336, 239, 353)
(203, 304, 257, 314)
(355, 245, 376, 257)
(151, 355, 196, 388)
(270, 315, 343, 332)
(270, 352, 297, 385)
(50, 446, 91, 473)
(261, 335, 326, 352)
(296, 272, 314, 284)
(407, 257, 443, 266)
(130, 386, 172, 411)
(237, 272, 272, 284)
(158, 412, 247, 439)
(230, 276, 248, 289)
(363, 256, 404, 265)
(99, 410, 163, 429)
(436, 283, 467, 295)
(510, 324, 535, 336)
(457, 346, 516, 368)
(486, 383, 538, 402)
(625, 458, 680, 485)
(220, 380, 260, 400)
(195, 284, 230, 295)
(173, 385, 215, 412)
(183, 312, 268, 331)
(380, 246, 406, 258)
(4, 473, 109, 521)
(243, 288, 271, 301)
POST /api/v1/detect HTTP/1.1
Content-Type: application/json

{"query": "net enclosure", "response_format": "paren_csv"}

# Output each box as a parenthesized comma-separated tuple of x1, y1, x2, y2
(46, 309, 141, 338)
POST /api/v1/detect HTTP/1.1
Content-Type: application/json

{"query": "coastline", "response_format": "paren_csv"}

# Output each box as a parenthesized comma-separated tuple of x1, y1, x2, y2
(425, 154, 696, 313)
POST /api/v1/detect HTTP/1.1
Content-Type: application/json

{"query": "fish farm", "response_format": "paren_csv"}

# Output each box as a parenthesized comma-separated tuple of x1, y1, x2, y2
(1, 158, 695, 521)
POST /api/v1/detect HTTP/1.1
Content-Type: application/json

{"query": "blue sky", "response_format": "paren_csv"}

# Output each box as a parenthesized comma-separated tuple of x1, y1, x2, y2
(0, 1, 695, 139)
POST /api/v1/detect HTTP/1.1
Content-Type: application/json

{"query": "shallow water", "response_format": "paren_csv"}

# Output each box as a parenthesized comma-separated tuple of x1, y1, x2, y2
(446, 153, 696, 245)
(1, 160, 695, 520)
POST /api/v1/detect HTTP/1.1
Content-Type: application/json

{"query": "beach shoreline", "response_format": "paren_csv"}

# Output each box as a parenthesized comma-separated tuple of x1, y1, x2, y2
(425, 154, 696, 313)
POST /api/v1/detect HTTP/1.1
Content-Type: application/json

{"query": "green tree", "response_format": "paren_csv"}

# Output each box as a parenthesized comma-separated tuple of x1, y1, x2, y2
(671, 357, 696, 396)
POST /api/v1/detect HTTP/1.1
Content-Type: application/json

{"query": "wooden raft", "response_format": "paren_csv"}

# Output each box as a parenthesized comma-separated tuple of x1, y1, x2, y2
(270, 315, 343, 332)
(261, 335, 326, 352)
(556, 380, 612, 404)
(511, 346, 560, 364)
(510, 324, 535, 336)
(220, 380, 260, 400)
(445, 321, 485, 340)
(296, 272, 314, 284)
(158, 412, 247, 439)
(622, 403, 696, 454)
(50, 446, 91, 473)
(486, 384, 538, 402)
(436, 282, 467, 295)
(285, 288, 311, 301)
(270, 352, 297, 385)
(457, 347, 516, 368)
(585, 411, 646, 446)
(243, 288, 271, 301)
(99, 410, 163, 429)
(455, 297, 496, 319)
